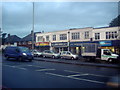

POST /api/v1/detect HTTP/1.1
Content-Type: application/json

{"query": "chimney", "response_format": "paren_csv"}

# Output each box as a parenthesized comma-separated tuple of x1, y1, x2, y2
(31, 30, 33, 34)
(8, 34, 10, 37)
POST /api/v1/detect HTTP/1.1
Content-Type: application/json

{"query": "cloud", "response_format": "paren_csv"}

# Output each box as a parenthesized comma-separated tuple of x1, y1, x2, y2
(2, 2, 118, 37)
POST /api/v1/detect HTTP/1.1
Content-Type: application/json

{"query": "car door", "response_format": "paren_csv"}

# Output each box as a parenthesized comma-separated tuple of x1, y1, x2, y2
(66, 52, 72, 59)
(101, 49, 111, 61)
(47, 51, 52, 57)
(8, 47, 19, 58)
(61, 52, 66, 59)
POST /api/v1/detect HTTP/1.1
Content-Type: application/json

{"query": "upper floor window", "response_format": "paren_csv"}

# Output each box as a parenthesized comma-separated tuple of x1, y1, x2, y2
(71, 32, 80, 40)
(46, 35, 49, 41)
(53, 35, 56, 41)
(84, 31, 89, 39)
(60, 34, 67, 40)
(37, 36, 43, 41)
(95, 33, 100, 40)
(106, 31, 117, 39)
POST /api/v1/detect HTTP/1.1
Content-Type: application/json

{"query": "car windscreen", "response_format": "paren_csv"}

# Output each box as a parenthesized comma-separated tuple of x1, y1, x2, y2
(18, 47, 30, 53)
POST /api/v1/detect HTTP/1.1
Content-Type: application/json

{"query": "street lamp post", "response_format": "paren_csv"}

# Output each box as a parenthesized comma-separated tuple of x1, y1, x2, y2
(32, 2, 34, 50)
(68, 31, 70, 51)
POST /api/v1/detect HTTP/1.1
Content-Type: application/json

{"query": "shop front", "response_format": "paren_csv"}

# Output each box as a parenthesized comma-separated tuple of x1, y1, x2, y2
(99, 40, 120, 54)
(51, 42, 68, 53)
(70, 41, 99, 55)
(35, 42, 50, 52)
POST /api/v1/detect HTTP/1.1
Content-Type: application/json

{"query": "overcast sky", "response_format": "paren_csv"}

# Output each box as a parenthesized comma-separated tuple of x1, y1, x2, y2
(2, 2, 119, 38)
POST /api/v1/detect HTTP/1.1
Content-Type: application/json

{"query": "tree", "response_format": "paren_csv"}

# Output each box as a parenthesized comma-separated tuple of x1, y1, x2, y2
(109, 15, 120, 27)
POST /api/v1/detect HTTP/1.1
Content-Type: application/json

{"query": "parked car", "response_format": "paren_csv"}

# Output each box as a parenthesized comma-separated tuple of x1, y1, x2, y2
(31, 50, 43, 57)
(4, 46, 33, 62)
(42, 50, 60, 59)
(60, 51, 79, 60)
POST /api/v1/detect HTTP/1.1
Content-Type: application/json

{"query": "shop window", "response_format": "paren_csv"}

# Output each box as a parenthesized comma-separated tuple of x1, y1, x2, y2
(71, 32, 80, 40)
(84, 31, 89, 39)
(60, 34, 67, 40)
(95, 33, 100, 40)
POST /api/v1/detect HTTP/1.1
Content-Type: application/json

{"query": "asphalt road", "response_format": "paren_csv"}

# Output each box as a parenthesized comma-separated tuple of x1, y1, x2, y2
(2, 57, 120, 88)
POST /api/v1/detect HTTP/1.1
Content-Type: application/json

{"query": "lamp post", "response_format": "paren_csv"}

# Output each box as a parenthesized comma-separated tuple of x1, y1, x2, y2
(68, 31, 70, 51)
(32, 2, 34, 50)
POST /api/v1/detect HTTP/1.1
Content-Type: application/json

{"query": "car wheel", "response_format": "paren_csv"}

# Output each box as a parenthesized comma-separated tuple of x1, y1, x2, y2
(19, 57, 23, 62)
(6, 56, 9, 60)
(71, 57, 74, 60)
(52, 55, 55, 59)
(29, 59, 32, 62)
(108, 58, 113, 63)
(43, 55, 46, 58)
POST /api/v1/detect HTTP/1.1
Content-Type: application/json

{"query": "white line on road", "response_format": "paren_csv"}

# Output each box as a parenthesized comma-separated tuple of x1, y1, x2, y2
(64, 70, 112, 78)
(46, 72, 105, 84)
(27, 65, 45, 68)
(36, 69, 55, 71)
(67, 74, 89, 77)
(3, 64, 27, 70)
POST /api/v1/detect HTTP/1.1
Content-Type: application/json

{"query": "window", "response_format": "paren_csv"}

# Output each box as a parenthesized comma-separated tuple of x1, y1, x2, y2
(71, 32, 80, 40)
(95, 33, 100, 40)
(53, 35, 56, 41)
(46, 35, 49, 41)
(37, 36, 43, 41)
(60, 34, 67, 40)
(103, 50, 111, 55)
(84, 31, 89, 39)
(106, 31, 117, 39)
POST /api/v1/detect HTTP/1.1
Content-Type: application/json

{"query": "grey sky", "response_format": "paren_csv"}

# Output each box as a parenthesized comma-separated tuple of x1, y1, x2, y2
(2, 2, 119, 38)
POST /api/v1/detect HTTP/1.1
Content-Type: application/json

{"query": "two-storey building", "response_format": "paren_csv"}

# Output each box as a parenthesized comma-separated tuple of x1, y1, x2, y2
(36, 26, 120, 55)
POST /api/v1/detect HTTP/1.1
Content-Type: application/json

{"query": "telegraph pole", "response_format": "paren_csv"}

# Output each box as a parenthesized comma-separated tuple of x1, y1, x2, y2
(32, 2, 34, 50)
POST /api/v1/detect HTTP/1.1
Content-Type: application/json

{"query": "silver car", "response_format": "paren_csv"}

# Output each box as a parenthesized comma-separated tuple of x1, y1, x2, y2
(31, 50, 43, 57)
(60, 51, 79, 60)
(42, 50, 60, 59)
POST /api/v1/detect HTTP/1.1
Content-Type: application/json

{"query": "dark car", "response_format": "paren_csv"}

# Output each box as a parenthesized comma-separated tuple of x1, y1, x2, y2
(4, 46, 33, 62)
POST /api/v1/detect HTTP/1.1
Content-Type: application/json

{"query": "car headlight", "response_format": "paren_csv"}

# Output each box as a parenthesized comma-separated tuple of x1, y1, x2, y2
(22, 53, 27, 56)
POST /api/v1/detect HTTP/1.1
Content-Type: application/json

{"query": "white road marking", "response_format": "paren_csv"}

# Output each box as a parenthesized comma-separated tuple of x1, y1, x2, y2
(3, 65, 16, 68)
(36, 69, 55, 71)
(27, 65, 33, 66)
(27, 65, 45, 68)
(3, 64, 27, 70)
(67, 74, 89, 77)
(64, 70, 112, 78)
(46, 72, 105, 84)
(17, 67, 27, 70)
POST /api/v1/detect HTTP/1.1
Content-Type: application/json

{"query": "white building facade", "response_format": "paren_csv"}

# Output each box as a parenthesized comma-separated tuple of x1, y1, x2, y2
(36, 26, 120, 55)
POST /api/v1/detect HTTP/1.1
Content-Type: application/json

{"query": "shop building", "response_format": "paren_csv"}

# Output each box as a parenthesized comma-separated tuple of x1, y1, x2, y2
(36, 26, 120, 55)
(93, 27, 120, 54)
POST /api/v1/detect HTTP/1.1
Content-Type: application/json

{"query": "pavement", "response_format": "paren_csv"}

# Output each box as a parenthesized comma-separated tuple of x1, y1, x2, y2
(34, 57, 120, 69)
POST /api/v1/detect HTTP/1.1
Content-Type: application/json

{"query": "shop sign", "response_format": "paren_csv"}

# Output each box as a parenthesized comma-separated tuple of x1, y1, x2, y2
(70, 42, 81, 47)
(99, 41, 112, 46)
(36, 42, 49, 46)
(51, 42, 68, 47)
(70, 41, 99, 47)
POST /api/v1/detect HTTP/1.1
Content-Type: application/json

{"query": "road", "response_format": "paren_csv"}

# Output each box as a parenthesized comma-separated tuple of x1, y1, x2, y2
(2, 56, 120, 88)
